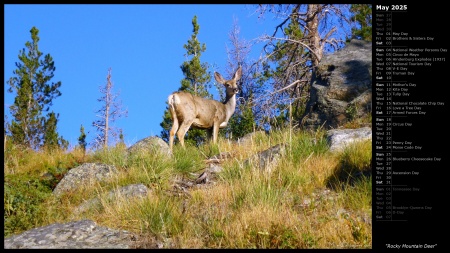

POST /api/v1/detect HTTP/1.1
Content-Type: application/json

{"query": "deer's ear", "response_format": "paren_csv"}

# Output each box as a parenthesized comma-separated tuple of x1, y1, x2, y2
(233, 66, 242, 81)
(214, 72, 226, 84)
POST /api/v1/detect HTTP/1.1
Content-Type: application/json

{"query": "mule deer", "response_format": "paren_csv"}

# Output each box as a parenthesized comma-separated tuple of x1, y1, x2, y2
(168, 66, 242, 150)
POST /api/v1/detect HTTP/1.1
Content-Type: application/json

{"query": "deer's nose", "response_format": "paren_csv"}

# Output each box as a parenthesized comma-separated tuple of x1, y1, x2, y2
(233, 88, 239, 93)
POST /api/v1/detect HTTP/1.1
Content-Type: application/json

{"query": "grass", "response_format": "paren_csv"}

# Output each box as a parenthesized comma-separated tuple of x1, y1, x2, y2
(3, 127, 372, 249)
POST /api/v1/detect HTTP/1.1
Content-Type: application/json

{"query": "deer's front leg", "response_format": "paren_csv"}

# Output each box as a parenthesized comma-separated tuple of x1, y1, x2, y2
(212, 119, 220, 144)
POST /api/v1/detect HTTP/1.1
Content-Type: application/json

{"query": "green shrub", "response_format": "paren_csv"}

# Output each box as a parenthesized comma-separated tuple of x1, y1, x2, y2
(4, 174, 53, 237)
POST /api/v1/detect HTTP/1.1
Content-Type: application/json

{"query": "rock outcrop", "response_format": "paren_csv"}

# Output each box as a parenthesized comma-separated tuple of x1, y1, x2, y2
(4, 220, 137, 249)
(302, 39, 372, 129)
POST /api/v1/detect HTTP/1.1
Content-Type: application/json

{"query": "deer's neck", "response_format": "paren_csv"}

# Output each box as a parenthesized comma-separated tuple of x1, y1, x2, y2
(223, 94, 237, 122)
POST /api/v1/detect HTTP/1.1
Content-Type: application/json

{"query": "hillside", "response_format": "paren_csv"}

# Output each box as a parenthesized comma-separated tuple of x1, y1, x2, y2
(4, 126, 372, 249)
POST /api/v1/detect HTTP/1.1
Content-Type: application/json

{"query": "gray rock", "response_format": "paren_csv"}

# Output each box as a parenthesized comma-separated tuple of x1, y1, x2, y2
(195, 163, 224, 185)
(245, 143, 286, 172)
(53, 163, 118, 197)
(127, 136, 171, 156)
(326, 127, 372, 152)
(208, 164, 224, 174)
(299, 188, 338, 209)
(302, 39, 372, 129)
(4, 219, 137, 249)
(237, 131, 267, 146)
(74, 184, 149, 214)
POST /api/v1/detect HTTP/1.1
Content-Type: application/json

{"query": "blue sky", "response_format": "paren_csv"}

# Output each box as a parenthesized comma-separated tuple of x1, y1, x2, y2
(4, 4, 280, 149)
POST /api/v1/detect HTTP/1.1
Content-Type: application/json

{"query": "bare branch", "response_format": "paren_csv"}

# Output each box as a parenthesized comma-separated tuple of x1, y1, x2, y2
(91, 67, 127, 148)
(261, 35, 321, 63)
(259, 79, 308, 100)
(322, 26, 337, 42)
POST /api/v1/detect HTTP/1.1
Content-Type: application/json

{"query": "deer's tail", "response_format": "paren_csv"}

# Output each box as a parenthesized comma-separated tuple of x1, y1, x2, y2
(167, 93, 180, 121)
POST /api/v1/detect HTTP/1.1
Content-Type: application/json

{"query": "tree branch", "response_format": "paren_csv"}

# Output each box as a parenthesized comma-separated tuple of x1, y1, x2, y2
(262, 35, 321, 63)
(258, 79, 308, 99)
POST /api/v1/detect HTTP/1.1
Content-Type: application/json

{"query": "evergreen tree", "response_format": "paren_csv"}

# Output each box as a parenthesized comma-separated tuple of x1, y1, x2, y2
(59, 135, 69, 151)
(180, 16, 211, 97)
(42, 112, 59, 150)
(77, 124, 87, 152)
(349, 4, 372, 41)
(226, 103, 256, 139)
(7, 26, 64, 150)
(160, 15, 212, 146)
(116, 129, 126, 149)
(160, 109, 173, 143)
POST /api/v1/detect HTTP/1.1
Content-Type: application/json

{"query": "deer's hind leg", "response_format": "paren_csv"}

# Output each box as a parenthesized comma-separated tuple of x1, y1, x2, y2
(169, 106, 179, 151)
(177, 119, 195, 148)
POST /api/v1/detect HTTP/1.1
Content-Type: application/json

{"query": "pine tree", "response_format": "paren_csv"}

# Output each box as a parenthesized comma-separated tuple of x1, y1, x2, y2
(7, 26, 64, 150)
(116, 129, 126, 149)
(77, 124, 87, 152)
(42, 112, 59, 150)
(226, 104, 256, 139)
(349, 4, 372, 41)
(160, 15, 212, 146)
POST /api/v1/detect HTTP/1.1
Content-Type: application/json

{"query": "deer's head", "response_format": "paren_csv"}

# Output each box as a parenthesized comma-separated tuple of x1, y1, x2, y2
(214, 66, 241, 98)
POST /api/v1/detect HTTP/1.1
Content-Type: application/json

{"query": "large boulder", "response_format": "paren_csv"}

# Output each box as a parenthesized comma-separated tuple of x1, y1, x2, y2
(302, 39, 372, 130)
(127, 136, 171, 156)
(53, 163, 118, 197)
